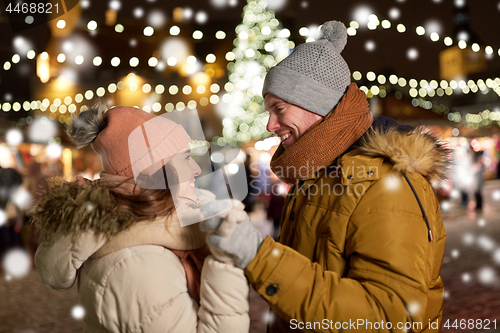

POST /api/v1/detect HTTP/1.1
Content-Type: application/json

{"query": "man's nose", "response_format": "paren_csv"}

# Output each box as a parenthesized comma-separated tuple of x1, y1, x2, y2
(266, 113, 280, 133)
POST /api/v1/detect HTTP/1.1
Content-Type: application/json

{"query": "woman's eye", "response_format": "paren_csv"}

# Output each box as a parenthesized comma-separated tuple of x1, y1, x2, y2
(186, 154, 192, 160)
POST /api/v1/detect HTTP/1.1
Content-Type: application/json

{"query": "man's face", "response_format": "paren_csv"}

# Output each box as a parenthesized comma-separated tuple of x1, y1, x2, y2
(264, 94, 323, 149)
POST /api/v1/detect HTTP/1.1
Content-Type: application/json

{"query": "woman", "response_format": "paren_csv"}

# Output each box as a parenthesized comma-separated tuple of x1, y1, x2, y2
(31, 105, 250, 332)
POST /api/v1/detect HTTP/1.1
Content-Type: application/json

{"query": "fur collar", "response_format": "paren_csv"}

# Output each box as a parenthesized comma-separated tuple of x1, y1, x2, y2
(30, 180, 134, 242)
(29, 180, 206, 251)
(358, 127, 450, 184)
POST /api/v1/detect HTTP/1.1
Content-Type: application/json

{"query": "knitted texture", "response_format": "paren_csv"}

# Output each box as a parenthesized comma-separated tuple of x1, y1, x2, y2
(262, 20, 351, 116)
(270, 83, 373, 184)
(68, 106, 190, 179)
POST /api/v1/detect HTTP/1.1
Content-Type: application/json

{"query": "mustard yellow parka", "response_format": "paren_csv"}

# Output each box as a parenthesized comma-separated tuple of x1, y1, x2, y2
(246, 127, 448, 333)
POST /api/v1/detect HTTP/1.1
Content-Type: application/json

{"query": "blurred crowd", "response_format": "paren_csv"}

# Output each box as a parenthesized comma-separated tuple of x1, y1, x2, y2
(0, 162, 52, 263)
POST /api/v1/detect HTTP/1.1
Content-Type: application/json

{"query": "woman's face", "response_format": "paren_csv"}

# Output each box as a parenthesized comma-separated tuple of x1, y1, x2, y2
(169, 145, 201, 205)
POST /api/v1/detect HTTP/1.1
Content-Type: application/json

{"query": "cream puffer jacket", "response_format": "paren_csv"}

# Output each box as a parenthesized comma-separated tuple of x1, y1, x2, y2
(32, 183, 250, 333)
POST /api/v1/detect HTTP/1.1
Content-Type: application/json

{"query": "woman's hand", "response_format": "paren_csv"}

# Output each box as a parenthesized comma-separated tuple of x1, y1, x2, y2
(200, 200, 263, 269)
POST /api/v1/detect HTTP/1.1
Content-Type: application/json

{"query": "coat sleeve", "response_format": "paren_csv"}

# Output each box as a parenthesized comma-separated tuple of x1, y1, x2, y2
(99, 252, 249, 333)
(198, 255, 250, 333)
(34, 232, 107, 291)
(245, 176, 444, 332)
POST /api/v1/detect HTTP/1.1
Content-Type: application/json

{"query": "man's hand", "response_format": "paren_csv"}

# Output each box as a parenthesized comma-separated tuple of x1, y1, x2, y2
(200, 200, 263, 269)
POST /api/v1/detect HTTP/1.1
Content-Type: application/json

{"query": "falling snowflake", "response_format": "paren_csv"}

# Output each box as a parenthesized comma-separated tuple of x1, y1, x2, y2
(6, 128, 23, 146)
(353, 6, 373, 26)
(109, 0, 121, 11)
(462, 273, 471, 283)
(2, 249, 32, 278)
(388, 8, 400, 20)
(463, 233, 474, 245)
(457, 31, 469, 42)
(407, 48, 419, 60)
(46, 143, 63, 159)
(13, 36, 33, 55)
(11, 187, 33, 210)
(72, 305, 86, 320)
(382, 174, 400, 190)
(440, 201, 451, 212)
(424, 20, 442, 35)
(210, 0, 227, 8)
(477, 235, 495, 251)
(81, 0, 90, 9)
(263, 309, 275, 325)
(160, 38, 189, 64)
(477, 267, 497, 285)
(148, 10, 167, 28)
(195, 11, 208, 24)
(265, 0, 288, 11)
(86, 202, 95, 212)
(407, 301, 421, 316)
(133, 7, 144, 19)
(0, 209, 6, 227)
(451, 249, 460, 258)
(183, 8, 193, 20)
(493, 249, 500, 264)
(365, 40, 376, 52)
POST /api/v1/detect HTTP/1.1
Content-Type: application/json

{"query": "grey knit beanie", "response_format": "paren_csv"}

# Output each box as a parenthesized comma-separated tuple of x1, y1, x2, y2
(262, 21, 351, 116)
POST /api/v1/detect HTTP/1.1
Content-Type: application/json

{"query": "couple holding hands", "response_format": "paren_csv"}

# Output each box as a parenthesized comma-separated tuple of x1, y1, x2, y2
(32, 21, 447, 333)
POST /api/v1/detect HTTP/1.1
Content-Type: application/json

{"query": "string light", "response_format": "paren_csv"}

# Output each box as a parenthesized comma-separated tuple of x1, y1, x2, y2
(1, 12, 499, 133)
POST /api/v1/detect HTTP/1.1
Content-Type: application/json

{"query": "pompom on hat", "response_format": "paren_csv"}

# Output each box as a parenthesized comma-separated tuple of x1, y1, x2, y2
(67, 105, 190, 180)
(262, 20, 351, 116)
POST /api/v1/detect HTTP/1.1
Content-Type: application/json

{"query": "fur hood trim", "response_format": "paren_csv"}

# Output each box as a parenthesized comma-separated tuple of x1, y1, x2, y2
(29, 179, 136, 242)
(358, 127, 450, 184)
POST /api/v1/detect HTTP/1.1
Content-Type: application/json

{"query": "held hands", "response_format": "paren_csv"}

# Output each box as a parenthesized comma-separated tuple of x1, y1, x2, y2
(200, 200, 263, 269)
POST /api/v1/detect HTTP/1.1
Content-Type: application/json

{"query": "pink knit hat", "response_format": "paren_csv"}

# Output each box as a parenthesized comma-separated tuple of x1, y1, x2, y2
(68, 105, 191, 178)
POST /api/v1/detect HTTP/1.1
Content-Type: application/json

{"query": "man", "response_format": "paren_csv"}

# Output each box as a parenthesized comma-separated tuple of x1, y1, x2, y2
(202, 20, 448, 332)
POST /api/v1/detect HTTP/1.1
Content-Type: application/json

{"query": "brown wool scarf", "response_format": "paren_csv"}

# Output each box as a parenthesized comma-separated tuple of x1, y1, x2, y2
(170, 246, 211, 304)
(270, 83, 373, 185)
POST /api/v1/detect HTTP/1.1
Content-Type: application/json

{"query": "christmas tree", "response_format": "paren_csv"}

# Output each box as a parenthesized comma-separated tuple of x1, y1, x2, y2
(221, 0, 293, 144)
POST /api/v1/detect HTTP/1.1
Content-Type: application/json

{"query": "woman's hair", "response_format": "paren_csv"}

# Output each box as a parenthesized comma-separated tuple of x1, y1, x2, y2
(109, 163, 180, 222)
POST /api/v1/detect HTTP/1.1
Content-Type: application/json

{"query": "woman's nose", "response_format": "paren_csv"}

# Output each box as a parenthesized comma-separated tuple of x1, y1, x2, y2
(266, 113, 280, 133)
(192, 160, 201, 177)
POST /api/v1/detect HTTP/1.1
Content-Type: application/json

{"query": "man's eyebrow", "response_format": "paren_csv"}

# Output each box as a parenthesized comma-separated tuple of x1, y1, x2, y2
(265, 100, 281, 111)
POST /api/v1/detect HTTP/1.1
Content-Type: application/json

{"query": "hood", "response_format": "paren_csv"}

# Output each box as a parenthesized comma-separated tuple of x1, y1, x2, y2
(358, 126, 450, 185)
(30, 179, 212, 254)
(29, 180, 136, 243)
